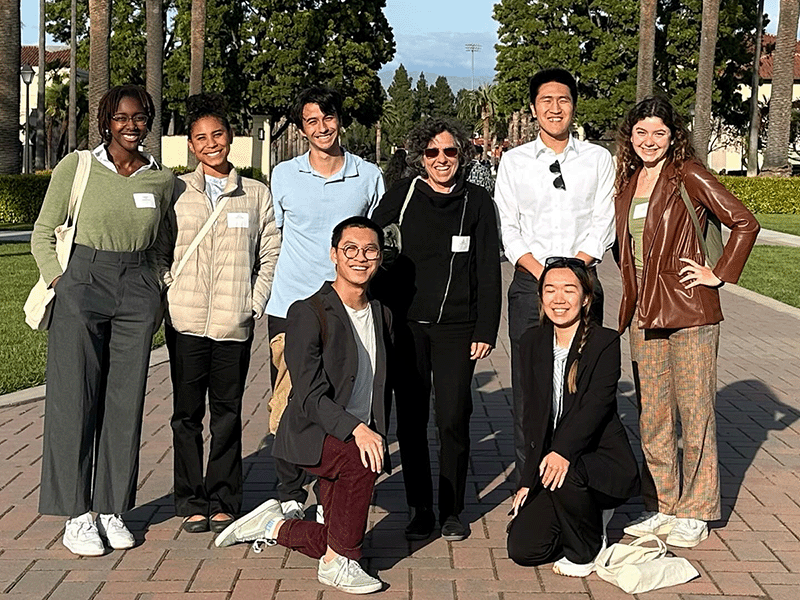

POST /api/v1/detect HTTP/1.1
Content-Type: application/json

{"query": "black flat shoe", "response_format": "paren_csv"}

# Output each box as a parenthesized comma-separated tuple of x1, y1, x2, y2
(405, 507, 435, 541)
(441, 515, 468, 541)
(181, 515, 209, 533)
(209, 513, 235, 533)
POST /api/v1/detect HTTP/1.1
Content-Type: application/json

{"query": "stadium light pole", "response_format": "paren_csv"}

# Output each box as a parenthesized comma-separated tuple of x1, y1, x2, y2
(465, 44, 482, 90)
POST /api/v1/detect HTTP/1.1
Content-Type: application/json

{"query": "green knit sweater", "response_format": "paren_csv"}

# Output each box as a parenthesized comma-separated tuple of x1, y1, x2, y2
(31, 152, 175, 285)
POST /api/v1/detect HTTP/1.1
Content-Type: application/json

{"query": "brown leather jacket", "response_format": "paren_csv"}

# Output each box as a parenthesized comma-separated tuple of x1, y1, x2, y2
(615, 159, 759, 332)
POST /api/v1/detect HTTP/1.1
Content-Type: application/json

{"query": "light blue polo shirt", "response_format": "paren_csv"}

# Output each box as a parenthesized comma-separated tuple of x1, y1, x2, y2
(267, 150, 385, 318)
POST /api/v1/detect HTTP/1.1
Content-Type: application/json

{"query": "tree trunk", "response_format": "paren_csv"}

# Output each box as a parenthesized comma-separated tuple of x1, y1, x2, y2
(762, 0, 800, 176)
(68, 0, 77, 151)
(88, 0, 111, 149)
(482, 108, 492, 162)
(0, 0, 21, 174)
(747, 0, 765, 176)
(145, 0, 163, 161)
(188, 0, 206, 167)
(636, 0, 657, 101)
(375, 121, 382, 164)
(692, 0, 721, 164)
(36, 0, 46, 169)
(510, 110, 520, 147)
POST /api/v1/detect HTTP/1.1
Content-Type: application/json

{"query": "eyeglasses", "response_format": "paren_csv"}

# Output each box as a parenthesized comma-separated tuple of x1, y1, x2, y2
(339, 244, 381, 261)
(545, 256, 586, 270)
(550, 160, 566, 190)
(424, 147, 459, 159)
(111, 114, 149, 125)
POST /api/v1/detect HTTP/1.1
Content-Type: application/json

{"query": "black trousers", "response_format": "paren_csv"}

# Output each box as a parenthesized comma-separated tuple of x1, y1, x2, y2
(394, 320, 477, 521)
(507, 460, 621, 566)
(166, 325, 252, 516)
(507, 268, 604, 484)
(267, 315, 310, 504)
(39, 245, 159, 516)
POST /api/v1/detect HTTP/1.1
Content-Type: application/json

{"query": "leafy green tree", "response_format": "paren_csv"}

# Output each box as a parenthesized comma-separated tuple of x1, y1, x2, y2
(430, 76, 456, 118)
(386, 64, 415, 145)
(414, 72, 432, 120)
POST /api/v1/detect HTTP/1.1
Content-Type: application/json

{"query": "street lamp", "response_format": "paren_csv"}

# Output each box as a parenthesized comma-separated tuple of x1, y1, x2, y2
(20, 64, 35, 174)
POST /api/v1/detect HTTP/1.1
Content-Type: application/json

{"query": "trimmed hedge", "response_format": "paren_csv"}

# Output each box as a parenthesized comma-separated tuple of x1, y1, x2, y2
(719, 176, 800, 214)
(0, 174, 51, 223)
(0, 165, 269, 224)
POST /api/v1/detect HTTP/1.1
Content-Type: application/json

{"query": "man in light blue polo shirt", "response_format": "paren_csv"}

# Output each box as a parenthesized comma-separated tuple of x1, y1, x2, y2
(266, 86, 384, 521)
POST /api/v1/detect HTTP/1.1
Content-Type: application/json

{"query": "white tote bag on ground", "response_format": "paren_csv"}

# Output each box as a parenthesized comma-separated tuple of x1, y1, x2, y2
(24, 150, 92, 330)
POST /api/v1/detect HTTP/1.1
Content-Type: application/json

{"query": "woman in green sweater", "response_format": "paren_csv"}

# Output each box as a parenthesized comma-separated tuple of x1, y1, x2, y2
(31, 85, 174, 557)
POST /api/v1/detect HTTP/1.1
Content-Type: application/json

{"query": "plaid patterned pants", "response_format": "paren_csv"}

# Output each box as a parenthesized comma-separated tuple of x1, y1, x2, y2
(629, 322, 721, 521)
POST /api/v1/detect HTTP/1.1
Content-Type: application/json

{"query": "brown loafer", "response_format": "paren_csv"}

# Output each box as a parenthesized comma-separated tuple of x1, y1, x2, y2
(181, 515, 209, 533)
(210, 513, 235, 533)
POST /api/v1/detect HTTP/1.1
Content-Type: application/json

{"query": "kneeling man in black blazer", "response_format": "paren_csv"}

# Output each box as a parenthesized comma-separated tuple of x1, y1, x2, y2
(215, 217, 391, 595)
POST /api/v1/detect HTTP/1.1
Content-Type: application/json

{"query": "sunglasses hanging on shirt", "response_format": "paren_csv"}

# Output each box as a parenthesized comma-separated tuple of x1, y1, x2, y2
(550, 160, 566, 190)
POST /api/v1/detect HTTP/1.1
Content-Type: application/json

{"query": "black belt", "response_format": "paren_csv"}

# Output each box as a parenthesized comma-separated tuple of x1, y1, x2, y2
(72, 244, 147, 265)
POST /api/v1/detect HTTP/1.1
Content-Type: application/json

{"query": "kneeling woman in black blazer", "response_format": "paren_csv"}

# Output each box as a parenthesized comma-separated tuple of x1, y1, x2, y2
(507, 258, 640, 577)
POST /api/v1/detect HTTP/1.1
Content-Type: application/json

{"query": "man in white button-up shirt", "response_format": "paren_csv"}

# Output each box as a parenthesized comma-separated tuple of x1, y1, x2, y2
(494, 68, 615, 484)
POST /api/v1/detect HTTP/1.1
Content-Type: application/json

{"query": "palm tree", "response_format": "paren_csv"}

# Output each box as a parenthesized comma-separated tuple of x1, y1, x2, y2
(36, 0, 46, 169)
(68, 0, 78, 151)
(747, 0, 765, 176)
(762, 0, 800, 176)
(145, 0, 163, 161)
(458, 85, 498, 162)
(377, 98, 399, 162)
(190, 0, 206, 96)
(693, 0, 722, 164)
(636, 0, 657, 101)
(88, 0, 111, 149)
(0, 0, 21, 174)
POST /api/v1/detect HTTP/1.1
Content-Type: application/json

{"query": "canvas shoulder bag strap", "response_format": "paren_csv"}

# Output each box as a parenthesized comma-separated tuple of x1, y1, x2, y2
(68, 150, 92, 226)
(172, 194, 232, 281)
(397, 176, 420, 225)
(679, 182, 711, 263)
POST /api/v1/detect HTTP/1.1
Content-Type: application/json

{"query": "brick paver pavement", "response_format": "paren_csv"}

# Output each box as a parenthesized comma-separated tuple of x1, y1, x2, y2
(1, 258, 799, 599)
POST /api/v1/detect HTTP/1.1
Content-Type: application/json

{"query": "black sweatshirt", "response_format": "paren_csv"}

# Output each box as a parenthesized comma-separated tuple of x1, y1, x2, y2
(371, 175, 501, 346)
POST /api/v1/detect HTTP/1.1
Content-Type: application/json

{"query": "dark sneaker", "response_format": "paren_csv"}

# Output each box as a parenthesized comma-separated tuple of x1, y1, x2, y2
(440, 515, 468, 541)
(404, 506, 435, 541)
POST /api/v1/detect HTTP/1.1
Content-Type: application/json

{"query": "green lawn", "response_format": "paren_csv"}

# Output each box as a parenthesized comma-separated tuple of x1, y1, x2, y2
(755, 214, 800, 237)
(738, 245, 800, 309)
(0, 242, 165, 395)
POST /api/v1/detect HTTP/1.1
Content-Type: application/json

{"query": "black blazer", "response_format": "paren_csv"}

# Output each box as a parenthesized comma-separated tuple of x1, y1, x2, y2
(272, 282, 393, 472)
(519, 323, 640, 500)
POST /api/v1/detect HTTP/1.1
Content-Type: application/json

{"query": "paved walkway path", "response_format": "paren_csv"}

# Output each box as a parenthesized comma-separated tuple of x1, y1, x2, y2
(1, 258, 799, 599)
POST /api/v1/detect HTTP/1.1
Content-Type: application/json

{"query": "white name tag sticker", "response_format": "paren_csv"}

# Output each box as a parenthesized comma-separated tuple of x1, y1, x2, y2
(227, 212, 249, 228)
(633, 202, 649, 219)
(133, 193, 156, 208)
(451, 235, 470, 252)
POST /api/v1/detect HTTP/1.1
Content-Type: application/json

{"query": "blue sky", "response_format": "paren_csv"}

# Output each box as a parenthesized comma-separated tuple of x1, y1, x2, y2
(21, 0, 785, 78)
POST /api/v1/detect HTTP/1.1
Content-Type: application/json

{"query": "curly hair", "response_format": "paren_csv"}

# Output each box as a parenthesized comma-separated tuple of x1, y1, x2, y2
(97, 84, 155, 144)
(405, 117, 473, 180)
(538, 261, 595, 395)
(615, 96, 695, 195)
(185, 92, 233, 138)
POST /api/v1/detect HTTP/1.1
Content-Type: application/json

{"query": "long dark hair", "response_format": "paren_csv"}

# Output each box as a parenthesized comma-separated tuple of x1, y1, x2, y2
(615, 96, 695, 195)
(538, 262, 595, 394)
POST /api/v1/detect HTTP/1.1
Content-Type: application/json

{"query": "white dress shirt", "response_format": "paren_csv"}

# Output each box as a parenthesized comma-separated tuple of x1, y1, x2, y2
(494, 135, 616, 268)
(92, 144, 159, 177)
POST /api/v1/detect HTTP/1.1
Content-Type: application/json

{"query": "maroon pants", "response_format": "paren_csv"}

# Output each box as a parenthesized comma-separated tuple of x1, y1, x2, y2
(276, 435, 377, 560)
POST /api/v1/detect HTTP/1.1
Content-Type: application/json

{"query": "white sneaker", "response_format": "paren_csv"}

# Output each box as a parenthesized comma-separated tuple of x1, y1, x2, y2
(215, 499, 284, 549)
(63, 512, 105, 556)
(553, 536, 607, 578)
(666, 517, 708, 548)
(623, 511, 676, 537)
(281, 500, 305, 520)
(317, 554, 383, 594)
(316, 504, 325, 525)
(96, 514, 135, 549)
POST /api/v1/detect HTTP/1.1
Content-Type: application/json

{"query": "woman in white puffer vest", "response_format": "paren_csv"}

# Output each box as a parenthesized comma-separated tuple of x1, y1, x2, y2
(155, 93, 280, 534)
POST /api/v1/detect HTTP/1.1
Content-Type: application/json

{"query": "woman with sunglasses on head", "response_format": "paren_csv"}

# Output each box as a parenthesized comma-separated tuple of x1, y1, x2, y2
(614, 97, 759, 548)
(31, 84, 174, 556)
(155, 93, 280, 534)
(371, 117, 501, 542)
(507, 258, 639, 577)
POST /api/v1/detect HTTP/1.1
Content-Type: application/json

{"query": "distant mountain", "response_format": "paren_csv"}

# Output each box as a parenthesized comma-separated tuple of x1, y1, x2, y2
(378, 69, 495, 93)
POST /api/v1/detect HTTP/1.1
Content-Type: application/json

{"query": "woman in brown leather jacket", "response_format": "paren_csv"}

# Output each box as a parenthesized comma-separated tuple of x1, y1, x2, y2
(613, 97, 759, 548)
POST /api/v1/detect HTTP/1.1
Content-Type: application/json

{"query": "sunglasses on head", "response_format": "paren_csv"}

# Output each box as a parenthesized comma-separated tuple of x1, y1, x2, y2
(545, 256, 586, 270)
(424, 147, 459, 159)
(549, 160, 566, 190)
